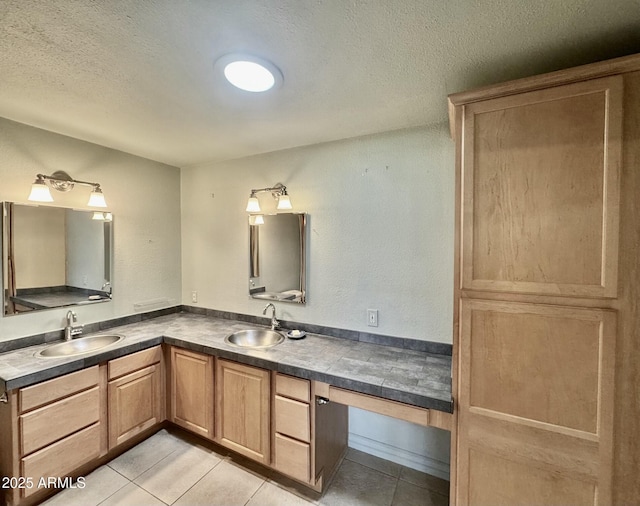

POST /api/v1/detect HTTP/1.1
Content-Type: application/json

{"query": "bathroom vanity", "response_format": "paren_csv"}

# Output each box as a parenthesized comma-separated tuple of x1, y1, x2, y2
(0, 311, 452, 506)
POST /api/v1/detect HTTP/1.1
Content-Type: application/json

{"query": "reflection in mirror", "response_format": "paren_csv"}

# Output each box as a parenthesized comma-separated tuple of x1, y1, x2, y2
(249, 213, 306, 304)
(2, 202, 113, 315)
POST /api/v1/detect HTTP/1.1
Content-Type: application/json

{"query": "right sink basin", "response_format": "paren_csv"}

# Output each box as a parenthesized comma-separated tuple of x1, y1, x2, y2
(224, 329, 284, 349)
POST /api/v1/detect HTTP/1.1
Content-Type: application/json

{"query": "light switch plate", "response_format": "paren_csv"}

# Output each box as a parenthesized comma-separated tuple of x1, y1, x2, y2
(367, 309, 378, 327)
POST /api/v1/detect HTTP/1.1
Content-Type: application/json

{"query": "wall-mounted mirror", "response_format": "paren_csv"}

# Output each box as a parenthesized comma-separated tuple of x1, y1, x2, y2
(2, 202, 113, 315)
(249, 212, 306, 304)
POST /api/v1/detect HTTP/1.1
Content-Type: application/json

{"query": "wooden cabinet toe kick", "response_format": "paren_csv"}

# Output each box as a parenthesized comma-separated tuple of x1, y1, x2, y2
(323, 385, 453, 432)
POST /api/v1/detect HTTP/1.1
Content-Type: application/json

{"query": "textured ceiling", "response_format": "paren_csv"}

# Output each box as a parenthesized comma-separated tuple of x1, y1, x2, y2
(1, 0, 639, 167)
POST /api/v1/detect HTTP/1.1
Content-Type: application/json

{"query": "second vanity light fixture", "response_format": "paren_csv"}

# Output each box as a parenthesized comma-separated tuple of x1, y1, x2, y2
(28, 171, 107, 208)
(246, 182, 292, 214)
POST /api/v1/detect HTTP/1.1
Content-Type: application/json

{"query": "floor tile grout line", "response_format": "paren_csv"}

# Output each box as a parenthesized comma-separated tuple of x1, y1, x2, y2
(166, 456, 226, 505)
(67, 466, 131, 506)
(389, 476, 400, 506)
(108, 440, 187, 482)
(243, 479, 267, 506)
(96, 481, 170, 506)
(265, 478, 318, 505)
(343, 453, 402, 480)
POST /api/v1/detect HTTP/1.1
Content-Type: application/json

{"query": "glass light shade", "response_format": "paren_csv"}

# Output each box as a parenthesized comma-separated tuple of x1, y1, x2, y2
(92, 211, 105, 220)
(224, 61, 275, 92)
(249, 214, 264, 226)
(276, 194, 292, 210)
(246, 196, 261, 212)
(104, 212, 113, 221)
(28, 181, 53, 202)
(87, 188, 107, 208)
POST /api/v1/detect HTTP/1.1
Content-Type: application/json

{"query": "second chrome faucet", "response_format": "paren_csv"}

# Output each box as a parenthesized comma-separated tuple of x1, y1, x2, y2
(262, 303, 280, 331)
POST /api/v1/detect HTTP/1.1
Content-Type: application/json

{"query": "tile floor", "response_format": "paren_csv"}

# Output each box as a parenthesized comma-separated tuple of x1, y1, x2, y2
(42, 429, 449, 506)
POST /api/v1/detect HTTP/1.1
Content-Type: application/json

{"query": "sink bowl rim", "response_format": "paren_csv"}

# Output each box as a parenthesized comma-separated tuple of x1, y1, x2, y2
(36, 334, 125, 358)
(224, 329, 285, 349)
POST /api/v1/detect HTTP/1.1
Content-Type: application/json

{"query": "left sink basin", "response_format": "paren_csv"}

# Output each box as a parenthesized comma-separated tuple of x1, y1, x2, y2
(37, 334, 124, 358)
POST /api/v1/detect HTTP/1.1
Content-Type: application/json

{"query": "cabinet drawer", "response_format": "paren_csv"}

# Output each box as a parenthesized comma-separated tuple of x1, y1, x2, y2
(275, 395, 310, 443)
(20, 386, 100, 456)
(275, 374, 310, 403)
(108, 346, 162, 380)
(274, 433, 310, 483)
(21, 423, 101, 498)
(19, 366, 99, 413)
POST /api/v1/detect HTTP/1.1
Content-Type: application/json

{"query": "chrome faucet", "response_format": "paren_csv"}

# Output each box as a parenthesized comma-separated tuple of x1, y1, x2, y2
(262, 303, 280, 331)
(64, 310, 84, 341)
(102, 281, 112, 297)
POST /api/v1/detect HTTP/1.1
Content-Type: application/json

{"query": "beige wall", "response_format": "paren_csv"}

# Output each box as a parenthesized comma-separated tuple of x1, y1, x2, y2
(0, 117, 181, 340)
(181, 124, 455, 343)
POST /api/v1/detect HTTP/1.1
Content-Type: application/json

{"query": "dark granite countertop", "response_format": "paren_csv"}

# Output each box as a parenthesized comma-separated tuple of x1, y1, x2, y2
(0, 313, 453, 413)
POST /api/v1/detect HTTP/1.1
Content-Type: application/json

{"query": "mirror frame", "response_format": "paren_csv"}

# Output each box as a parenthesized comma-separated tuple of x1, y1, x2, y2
(248, 212, 306, 304)
(2, 202, 113, 316)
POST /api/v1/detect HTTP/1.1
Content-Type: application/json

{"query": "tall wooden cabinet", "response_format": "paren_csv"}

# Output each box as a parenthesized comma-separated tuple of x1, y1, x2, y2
(448, 55, 640, 505)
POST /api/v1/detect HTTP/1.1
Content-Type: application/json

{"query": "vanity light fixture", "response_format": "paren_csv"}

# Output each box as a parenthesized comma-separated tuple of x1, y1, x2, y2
(245, 182, 293, 212)
(92, 211, 113, 221)
(28, 171, 107, 208)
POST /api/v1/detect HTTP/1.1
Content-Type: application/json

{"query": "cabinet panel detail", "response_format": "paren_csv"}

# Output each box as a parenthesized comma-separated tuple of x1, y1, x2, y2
(19, 366, 99, 413)
(108, 365, 161, 448)
(457, 299, 616, 505)
(170, 347, 214, 439)
(108, 346, 162, 380)
(461, 77, 622, 297)
(215, 359, 270, 464)
(274, 433, 311, 483)
(20, 387, 100, 455)
(275, 374, 310, 403)
(467, 303, 608, 433)
(467, 448, 595, 506)
(21, 423, 101, 499)
(275, 395, 310, 443)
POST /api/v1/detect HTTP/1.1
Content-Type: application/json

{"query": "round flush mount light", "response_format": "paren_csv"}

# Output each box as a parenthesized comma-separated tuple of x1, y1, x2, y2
(215, 54, 283, 93)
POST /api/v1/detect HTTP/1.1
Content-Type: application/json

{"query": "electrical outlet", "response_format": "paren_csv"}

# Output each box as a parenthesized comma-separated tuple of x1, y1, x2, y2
(191, 291, 198, 303)
(367, 309, 378, 327)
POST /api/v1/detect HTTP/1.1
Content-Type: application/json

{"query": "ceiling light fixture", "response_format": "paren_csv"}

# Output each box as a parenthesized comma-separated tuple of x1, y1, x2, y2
(245, 182, 293, 212)
(28, 171, 108, 208)
(215, 54, 283, 93)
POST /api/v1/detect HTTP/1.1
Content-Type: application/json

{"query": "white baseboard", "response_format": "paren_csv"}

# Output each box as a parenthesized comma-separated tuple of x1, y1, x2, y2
(348, 432, 450, 481)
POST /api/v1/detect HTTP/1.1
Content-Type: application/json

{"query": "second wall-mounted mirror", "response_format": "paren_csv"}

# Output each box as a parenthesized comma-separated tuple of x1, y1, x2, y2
(249, 213, 306, 304)
(2, 202, 113, 315)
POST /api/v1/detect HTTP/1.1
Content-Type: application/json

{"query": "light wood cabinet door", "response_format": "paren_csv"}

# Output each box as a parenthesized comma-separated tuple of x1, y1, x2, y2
(215, 359, 270, 465)
(456, 299, 616, 506)
(170, 347, 214, 439)
(461, 76, 622, 298)
(108, 364, 162, 449)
